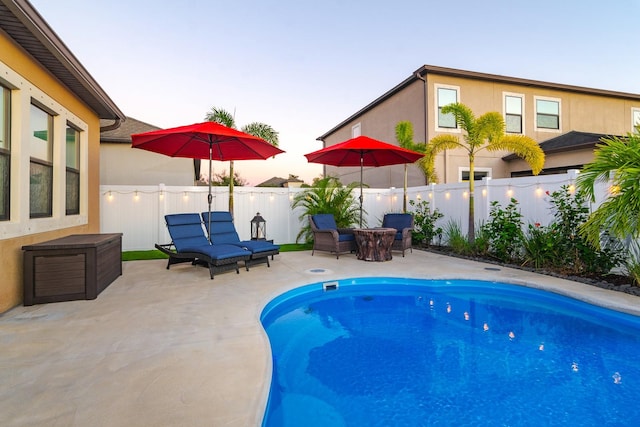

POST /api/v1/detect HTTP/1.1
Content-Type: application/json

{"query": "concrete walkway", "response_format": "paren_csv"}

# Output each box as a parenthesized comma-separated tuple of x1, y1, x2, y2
(2, 250, 639, 427)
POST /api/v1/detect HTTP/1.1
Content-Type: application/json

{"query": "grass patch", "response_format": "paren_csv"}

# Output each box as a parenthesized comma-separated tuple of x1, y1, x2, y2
(121, 243, 312, 261)
(122, 250, 168, 261)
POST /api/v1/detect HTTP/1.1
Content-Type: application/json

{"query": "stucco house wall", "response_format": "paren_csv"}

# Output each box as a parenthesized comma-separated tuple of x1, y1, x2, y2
(0, 0, 124, 313)
(319, 65, 640, 187)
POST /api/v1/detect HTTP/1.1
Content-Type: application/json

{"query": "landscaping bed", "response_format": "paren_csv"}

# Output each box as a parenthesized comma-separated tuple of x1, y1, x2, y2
(418, 245, 640, 297)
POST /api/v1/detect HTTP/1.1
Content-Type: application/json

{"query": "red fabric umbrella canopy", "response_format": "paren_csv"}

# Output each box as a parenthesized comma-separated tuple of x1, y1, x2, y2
(131, 121, 284, 226)
(131, 121, 284, 161)
(304, 135, 423, 167)
(304, 135, 423, 227)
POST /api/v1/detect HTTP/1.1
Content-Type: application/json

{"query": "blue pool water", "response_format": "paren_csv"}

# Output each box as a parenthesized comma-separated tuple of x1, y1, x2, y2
(260, 278, 640, 426)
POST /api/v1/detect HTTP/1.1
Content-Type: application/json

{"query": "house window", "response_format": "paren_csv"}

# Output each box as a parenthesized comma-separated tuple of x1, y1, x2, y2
(30, 103, 54, 218)
(535, 98, 560, 130)
(437, 86, 458, 129)
(459, 167, 491, 182)
(0, 85, 9, 221)
(66, 124, 80, 215)
(352, 122, 361, 138)
(505, 94, 523, 134)
(633, 108, 640, 132)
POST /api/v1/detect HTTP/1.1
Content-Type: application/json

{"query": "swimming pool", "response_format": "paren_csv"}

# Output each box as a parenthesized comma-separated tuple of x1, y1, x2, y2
(260, 278, 640, 426)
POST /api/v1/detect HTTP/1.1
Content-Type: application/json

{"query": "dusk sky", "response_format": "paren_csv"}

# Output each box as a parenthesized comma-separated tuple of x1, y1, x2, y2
(30, 0, 640, 185)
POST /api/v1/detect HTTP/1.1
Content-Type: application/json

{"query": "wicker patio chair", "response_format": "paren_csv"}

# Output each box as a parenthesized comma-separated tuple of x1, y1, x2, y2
(382, 213, 414, 257)
(309, 214, 356, 259)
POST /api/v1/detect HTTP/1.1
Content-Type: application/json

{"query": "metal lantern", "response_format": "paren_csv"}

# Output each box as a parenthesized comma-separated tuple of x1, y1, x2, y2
(251, 212, 266, 240)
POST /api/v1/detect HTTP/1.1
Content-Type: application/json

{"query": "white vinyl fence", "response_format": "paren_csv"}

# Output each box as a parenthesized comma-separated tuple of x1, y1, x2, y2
(101, 171, 611, 251)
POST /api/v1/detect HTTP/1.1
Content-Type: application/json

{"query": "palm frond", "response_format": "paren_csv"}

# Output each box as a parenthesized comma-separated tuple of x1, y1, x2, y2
(577, 133, 640, 245)
(241, 122, 280, 146)
(487, 135, 545, 175)
(441, 103, 475, 137)
(395, 121, 415, 149)
(204, 107, 235, 128)
(475, 112, 505, 143)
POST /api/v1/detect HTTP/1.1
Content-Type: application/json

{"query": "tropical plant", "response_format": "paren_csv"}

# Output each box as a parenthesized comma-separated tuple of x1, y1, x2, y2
(395, 121, 439, 184)
(290, 176, 361, 243)
(576, 133, 640, 248)
(424, 103, 545, 243)
(408, 199, 443, 246)
(204, 106, 279, 215)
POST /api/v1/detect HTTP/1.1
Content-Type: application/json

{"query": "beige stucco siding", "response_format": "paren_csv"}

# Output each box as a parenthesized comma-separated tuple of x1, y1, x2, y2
(101, 143, 196, 186)
(0, 33, 102, 312)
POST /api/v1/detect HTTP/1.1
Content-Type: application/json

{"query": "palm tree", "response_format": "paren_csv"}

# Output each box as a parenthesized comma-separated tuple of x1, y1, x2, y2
(291, 176, 361, 243)
(204, 107, 279, 215)
(395, 121, 437, 185)
(576, 132, 640, 247)
(425, 103, 545, 243)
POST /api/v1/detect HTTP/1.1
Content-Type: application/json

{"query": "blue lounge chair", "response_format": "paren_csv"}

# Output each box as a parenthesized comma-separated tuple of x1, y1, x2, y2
(201, 211, 280, 268)
(309, 214, 356, 259)
(155, 213, 252, 279)
(382, 213, 414, 256)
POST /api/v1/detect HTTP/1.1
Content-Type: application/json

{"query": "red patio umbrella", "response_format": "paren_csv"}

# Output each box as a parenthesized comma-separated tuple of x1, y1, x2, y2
(305, 135, 423, 227)
(131, 121, 284, 234)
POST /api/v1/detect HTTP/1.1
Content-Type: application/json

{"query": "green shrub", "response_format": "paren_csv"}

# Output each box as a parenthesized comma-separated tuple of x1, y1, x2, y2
(481, 198, 524, 263)
(522, 223, 557, 269)
(408, 199, 443, 246)
(545, 186, 623, 275)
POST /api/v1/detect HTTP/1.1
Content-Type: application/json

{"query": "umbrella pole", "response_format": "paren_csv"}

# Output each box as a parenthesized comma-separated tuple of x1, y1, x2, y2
(359, 156, 363, 228)
(207, 142, 213, 242)
(403, 164, 408, 213)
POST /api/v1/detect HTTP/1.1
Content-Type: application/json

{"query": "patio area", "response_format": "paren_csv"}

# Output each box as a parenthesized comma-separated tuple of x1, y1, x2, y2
(2, 250, 640, 427)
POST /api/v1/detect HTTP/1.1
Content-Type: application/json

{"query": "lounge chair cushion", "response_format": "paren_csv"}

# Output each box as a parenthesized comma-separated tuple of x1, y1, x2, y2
(201, 211, 280, 254)
(180, 243, 252, 260)
(165, 213, 211, 251)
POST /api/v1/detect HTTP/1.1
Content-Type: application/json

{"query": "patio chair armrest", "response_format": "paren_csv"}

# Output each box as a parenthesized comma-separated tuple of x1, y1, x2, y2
(337, 228, 354, 235)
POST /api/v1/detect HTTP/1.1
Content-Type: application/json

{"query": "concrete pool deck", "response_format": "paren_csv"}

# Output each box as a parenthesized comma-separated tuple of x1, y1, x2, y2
(2, 250, 639, 427)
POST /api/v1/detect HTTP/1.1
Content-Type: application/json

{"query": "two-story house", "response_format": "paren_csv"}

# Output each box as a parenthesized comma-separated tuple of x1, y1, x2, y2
(318, 64, 640, 188)
(0, 0, 125, 313)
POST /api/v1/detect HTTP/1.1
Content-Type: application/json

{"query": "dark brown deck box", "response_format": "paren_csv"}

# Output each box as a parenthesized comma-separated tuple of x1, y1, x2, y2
(22, 233, 122, 306)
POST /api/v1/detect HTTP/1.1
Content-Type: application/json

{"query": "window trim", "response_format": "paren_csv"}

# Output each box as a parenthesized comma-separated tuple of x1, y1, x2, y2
(65, 123, 81, 215)
(0, 59, 89, 238)
(632, 108, 640, 132)
(503, 92, 524, 134)
(534, 96, 562, 133)
(0, 84, 10, 221)
(458, 167, 491, 183)
(29, 102, 54, 218)
(351, 122, 361, 138)
(435, 84, 460, 133)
